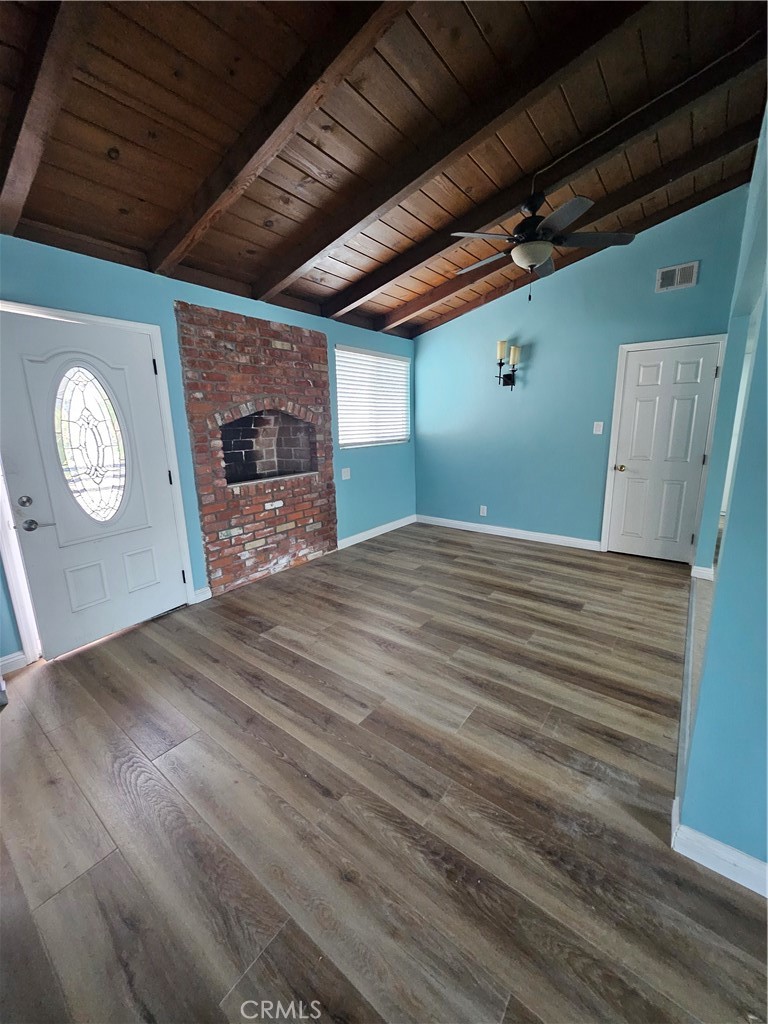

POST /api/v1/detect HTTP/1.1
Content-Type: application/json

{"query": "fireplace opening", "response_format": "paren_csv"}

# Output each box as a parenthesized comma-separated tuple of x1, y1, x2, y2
(221, 410, 317, 485)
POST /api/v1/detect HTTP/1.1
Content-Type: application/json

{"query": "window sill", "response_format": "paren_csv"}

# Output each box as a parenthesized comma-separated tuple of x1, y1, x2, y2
(338, 439, 411, 450)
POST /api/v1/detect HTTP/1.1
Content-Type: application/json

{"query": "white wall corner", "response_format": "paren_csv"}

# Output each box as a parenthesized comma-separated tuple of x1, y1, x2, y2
(337, 515, 417, 550)
(670, 796, 681, 841)
(190, 585, 212, 604)
(0, 650, 29, 675)
(672, 822, 767, 897)
(691, 565, 715, 581)
(415, 515, 601, 551)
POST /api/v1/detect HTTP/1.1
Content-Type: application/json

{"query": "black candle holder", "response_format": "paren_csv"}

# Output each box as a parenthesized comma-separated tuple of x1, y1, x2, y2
(496, 358, 517, 390)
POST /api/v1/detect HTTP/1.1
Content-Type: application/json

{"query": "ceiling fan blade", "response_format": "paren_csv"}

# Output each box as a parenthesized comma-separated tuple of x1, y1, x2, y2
(455, 250, 509, 275)
(557, 231, 635, 249)
(538, 196, 594, 235)
(534, 257, 555, 278)
(452, 231, 513, 241)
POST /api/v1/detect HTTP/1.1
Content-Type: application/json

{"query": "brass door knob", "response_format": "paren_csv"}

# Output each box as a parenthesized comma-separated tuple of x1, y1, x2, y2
(614, 464, 626, 472)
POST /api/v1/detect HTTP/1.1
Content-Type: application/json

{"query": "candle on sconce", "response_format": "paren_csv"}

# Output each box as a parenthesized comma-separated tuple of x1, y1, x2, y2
(508, 345, 521, 366)
(496, 341, 507, 362)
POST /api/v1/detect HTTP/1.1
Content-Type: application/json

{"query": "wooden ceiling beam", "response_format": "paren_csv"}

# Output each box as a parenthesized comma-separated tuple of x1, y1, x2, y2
(252, 2, 646, 303)
(15, 219, 148, 269)
(149, 2, 410, 275)
(326, 29, 766, 322)
(380, 115, 762, 330)
(413, 169, 753, 337)
(0, 2, 94, 234)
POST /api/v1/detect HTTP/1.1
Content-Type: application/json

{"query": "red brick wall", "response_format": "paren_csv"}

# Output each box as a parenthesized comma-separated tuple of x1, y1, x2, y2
(175, 301, 337, 595)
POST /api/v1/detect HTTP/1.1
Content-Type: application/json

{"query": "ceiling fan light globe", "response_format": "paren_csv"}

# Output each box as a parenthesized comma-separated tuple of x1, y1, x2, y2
(511, 240, 553, 270)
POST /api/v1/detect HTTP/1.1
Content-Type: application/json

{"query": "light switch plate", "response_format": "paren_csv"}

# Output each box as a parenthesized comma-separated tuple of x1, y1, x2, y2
(341, 467, 351, 480)
(593, 421, 604, 435)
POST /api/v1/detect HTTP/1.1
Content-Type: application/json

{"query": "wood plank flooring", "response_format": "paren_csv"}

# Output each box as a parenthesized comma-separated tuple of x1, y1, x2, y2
(1, 524, 765, 1024)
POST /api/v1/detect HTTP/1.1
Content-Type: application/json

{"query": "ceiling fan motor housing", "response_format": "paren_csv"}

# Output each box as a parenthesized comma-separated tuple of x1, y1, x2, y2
(513, 214, 545, 241)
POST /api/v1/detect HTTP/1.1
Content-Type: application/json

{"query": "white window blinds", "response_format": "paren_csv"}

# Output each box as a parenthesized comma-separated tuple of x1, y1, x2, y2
(335, 346, 411, 448)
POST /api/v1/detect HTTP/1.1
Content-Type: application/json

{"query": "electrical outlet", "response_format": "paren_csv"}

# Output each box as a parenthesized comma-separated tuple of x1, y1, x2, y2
(341, 467, 351, 480)
(593, 421, 604, 435)
(479, 505, 487, 517)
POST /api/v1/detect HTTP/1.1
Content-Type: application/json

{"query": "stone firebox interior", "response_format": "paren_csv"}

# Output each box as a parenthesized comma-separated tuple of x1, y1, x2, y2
(221, 409, 317, 485)
(175, 301, 337, 595)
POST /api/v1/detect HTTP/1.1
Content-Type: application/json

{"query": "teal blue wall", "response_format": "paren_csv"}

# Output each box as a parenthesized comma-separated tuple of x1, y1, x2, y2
(328, 336, 415, 539)
(0, 560, 21, 657)
(0, 235, 415, 638)
(413, 186, 748, 542)
(681, 116, 767, 862)
(682, 309, 766, 860)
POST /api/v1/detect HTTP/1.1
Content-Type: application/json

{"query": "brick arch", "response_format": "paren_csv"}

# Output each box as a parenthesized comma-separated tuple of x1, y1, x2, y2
(209, 396, 320, 432)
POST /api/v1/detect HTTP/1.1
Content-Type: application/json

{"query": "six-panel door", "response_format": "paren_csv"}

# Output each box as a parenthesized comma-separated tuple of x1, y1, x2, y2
(608, 340, 719, 561)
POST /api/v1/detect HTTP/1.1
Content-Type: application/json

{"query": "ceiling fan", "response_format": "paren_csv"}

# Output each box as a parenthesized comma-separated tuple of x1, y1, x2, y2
(452, 192, 635, 280)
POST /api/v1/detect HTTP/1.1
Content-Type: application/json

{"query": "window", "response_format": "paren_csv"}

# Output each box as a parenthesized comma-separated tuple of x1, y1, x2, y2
(54, 365, 126, 521)
(335, 346, 411, 448)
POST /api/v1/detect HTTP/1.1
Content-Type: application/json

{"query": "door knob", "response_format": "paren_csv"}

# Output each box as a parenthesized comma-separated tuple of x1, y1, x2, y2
(17, 519, 55, 531)
(614, 464, 626, 472)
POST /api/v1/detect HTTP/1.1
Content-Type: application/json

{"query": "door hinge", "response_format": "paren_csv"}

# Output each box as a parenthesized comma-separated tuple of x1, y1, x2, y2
(714, 365, 720, 379)
(181, 569, 186, 583)
(691, 533, 695, 544)
(152, 358, 158, 375)
(702, 453, 707, 465)
(168, 470, 173, 485)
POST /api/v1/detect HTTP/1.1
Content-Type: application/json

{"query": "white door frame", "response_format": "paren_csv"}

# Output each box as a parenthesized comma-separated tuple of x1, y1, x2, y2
(0, 300, 197, 665)
(0, 454, 41, 666)
(600, 334, 727, 560)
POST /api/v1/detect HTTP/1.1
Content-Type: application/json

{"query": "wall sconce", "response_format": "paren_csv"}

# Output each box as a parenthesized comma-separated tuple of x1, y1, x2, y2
(496, 341, 521, 390)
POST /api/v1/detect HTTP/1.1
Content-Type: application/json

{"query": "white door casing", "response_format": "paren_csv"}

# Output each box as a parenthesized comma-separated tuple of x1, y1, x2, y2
(604, 336, 723, 561)
(0, 304, 191, 659)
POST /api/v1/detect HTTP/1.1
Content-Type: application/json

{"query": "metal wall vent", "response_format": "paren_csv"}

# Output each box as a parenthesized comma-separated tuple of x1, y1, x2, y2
(655, 261, 699, 292)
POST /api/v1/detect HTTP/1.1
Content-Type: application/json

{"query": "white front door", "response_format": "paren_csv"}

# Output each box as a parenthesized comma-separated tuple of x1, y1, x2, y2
(0, 307, 188, 659)
(607, 337, 721, 561)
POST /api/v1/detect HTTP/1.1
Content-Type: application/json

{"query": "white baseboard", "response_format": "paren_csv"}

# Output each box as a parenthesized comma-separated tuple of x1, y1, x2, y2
(337, 515, 418, 550)
(189, 586, 212, 604)
(0, 650, 29, 674)
(672, 822, 767, 896)
(691, 565, 715, 581)
(415, 515, 602, 552)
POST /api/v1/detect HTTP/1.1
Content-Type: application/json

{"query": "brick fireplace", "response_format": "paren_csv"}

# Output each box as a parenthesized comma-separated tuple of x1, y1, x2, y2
(175, 302, 336, 595)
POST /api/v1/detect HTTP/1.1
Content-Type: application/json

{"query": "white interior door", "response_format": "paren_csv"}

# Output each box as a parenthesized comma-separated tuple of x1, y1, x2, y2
(0, 308, 188, 659)
(607, 338, 720, 561)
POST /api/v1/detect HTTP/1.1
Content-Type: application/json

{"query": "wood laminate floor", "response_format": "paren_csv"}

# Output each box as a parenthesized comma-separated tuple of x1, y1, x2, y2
(1, 525, 765, 1024)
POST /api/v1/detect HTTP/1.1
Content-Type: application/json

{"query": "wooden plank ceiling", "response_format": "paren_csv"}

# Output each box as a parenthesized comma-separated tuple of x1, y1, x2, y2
(1, 1, 765, 336)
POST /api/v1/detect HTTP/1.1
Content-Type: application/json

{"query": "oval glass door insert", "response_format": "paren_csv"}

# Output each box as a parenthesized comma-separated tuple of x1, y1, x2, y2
(54, 366, 126, 521)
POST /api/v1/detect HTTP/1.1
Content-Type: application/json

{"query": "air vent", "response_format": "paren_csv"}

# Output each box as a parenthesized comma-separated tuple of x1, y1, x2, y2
(655, 261, 699, 292)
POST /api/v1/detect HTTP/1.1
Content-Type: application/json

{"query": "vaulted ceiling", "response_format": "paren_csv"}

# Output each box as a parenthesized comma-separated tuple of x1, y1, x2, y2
(1, 1, 765, 336)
